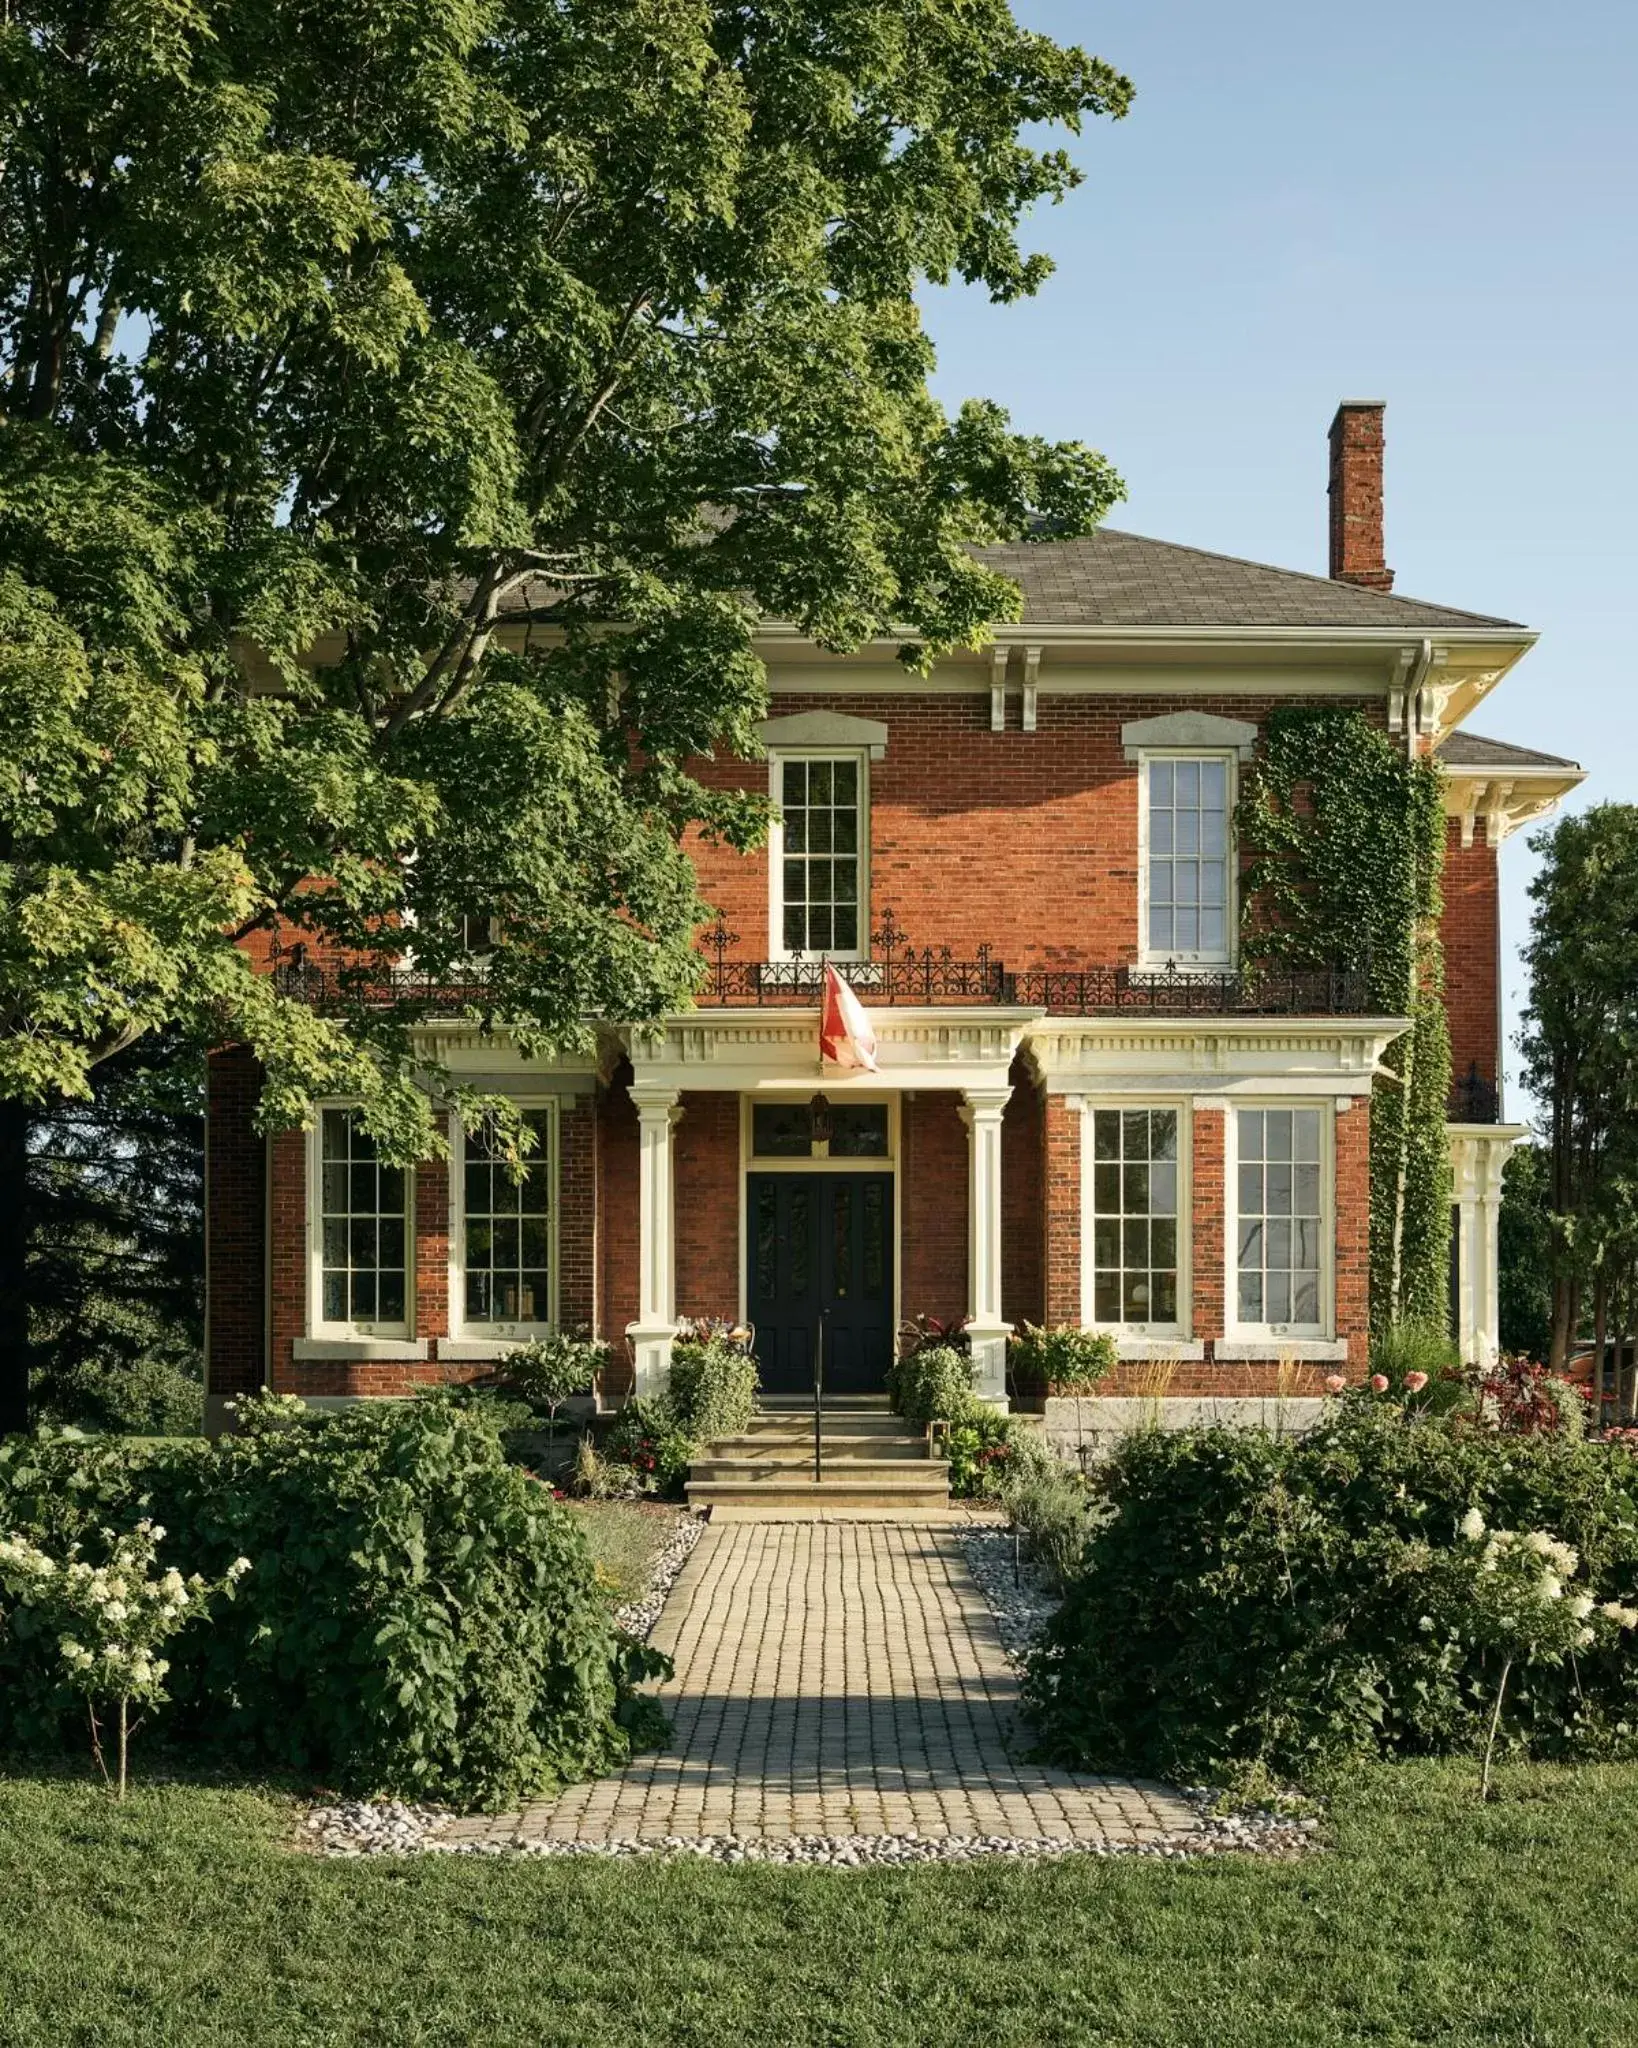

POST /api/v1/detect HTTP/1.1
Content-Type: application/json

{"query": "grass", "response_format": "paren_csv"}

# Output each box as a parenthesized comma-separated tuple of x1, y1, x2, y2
(1, 1758, 1635, 2046)
(563, 1499, 685, 1604)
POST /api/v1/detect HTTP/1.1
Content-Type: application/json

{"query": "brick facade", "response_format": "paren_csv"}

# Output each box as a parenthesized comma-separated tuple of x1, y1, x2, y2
(1440, 819, 1502, 1093)
(901, 1092, 968, 1326)
(221, 687, 1432, 1407)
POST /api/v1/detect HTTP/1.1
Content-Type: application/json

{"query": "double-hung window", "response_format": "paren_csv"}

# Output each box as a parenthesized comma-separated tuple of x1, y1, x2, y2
(316, 1109, 409, 1334)
(458, 1106, 557, 1334)
(772, 753, 866, 957)
(1087, 1108, 1182, 1329)
(1234, 1107, 1327, 1334)
(1142, 755, 1233, 964)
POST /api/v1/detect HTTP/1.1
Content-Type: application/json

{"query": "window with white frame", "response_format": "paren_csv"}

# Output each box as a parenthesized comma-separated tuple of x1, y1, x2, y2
(459, 1107, 556, 1330)
(316, 1109, 409, 1332)
(1142, 755, 1233, 963)
(1089, 1108, 1181, 1327)
(772, 754, 865, 956)
(1235, 1107, 1326, 1332)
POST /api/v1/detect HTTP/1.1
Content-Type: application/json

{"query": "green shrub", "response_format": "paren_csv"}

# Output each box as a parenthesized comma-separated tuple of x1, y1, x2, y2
(666, 1337, 759, 1444)
(1023, 1407, 1638, 1786)
(601, 1399, 695, 1497)
(34, 1355, 204, 1437)
(502, 1331, 608, 1437)
(938, 1400, 1017, 1498)
(0, 1399, 664, 1809)
(887, 1345, 974, 1427)
(1009, 1324, 1117, 1397)
(998, 1448, 1102, 1589)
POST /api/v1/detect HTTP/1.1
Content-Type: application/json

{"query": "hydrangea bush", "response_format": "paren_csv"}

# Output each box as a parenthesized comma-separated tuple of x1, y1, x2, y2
(0, 1519, 247, 1796)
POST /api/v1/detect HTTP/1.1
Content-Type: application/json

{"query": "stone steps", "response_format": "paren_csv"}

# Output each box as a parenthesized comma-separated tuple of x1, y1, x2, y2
(685, 1403, 950, 1512)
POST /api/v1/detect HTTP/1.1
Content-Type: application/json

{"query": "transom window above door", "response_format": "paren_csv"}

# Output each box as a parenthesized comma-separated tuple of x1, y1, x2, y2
(1143, 755, 1232, 963)
(775, 754, 864, 956)
(752, 1099, 888, 1160)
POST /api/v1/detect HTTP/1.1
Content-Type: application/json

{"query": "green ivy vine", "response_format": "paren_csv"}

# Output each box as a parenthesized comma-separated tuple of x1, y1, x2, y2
(1238, 704, 1452, 1333)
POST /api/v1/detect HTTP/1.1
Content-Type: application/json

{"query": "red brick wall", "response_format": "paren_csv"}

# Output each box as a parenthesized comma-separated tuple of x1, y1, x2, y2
(560, 1095, 598, 1333)
(268, 1125, 305, 1394)
(686, 692, 1379, 968)
(205, 1048, 267, 1400)
(902, 1092, 968, 1324)
(1441, 819, 1501, 1092)
(1042, 1095, 1081, 1325)
(1001, 1061, 1044, 1328)
(1192, 1108, 1226, 1342)
(413, 1157, 449, 1342)
(675, 1091, 742, 1321)
(1335, 1097, 1371, 1367)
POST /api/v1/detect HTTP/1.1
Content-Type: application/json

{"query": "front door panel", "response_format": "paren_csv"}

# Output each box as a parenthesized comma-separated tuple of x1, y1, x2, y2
(747, 1172, 894, 1395)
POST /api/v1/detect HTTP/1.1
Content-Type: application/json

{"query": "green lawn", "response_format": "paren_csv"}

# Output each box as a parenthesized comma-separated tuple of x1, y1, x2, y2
(0, 1760, 1634, 2047)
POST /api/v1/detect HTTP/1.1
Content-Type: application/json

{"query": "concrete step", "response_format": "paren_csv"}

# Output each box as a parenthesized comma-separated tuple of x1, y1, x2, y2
(687, 1477, 953, 1509)
(688, 1455, 948, 1484)
(757, 1395, 891, 1413)
(739, 1412, 915, 1438)
(703, 1435, 928, 1462)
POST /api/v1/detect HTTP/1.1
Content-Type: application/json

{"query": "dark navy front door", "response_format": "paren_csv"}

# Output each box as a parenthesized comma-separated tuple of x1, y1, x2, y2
(746, 1173, 894, 1395)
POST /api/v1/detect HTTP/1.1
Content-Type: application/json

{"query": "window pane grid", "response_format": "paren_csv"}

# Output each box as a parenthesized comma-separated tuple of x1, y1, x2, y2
(463, 1110, 553, 1326)
(1090, 1108, 1180, 1326)
(780, 756, 861, 954)
(1147, 755, 1229, 958)
(1236, 1109, 1323, 1327)
(319, 1109, 407, 1327)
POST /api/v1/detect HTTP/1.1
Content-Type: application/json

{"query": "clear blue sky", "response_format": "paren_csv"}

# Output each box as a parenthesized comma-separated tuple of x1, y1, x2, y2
(922, 0, 1637, 1123)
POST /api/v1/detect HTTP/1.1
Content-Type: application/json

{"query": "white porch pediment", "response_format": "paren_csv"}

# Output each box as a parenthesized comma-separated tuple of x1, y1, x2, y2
(1023, 1014, 1411, 1096)
(624, 1005, 1039, 1094)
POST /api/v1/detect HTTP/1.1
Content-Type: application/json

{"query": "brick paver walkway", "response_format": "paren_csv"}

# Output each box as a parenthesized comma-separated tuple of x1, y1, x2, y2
(442, 1521, 1197, 1847)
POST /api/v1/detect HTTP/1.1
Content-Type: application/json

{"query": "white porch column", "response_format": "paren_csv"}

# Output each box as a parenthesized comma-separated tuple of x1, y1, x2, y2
(1449, 1123, 1525, 1366)
(627, 1085, 681, 1400)
(961, 1087, 1012, 1407)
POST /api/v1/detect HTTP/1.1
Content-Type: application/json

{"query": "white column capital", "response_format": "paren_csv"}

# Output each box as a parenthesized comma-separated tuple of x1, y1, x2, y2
(959, 1086, 1013, 1126)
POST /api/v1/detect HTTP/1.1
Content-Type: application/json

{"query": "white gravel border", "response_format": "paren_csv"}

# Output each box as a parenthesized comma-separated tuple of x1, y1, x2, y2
(612, 1508, 704, 1639)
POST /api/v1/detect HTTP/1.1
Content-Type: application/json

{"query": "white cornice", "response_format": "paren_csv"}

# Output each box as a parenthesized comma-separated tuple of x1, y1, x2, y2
(1023, 1015, 1411, 1094)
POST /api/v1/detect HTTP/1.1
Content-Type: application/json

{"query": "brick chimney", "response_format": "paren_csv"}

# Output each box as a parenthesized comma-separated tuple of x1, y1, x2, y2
(1327, 401, 1394, 591)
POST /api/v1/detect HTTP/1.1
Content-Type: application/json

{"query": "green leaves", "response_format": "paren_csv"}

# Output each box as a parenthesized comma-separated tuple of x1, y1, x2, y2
(1, 0, 1128, 1155)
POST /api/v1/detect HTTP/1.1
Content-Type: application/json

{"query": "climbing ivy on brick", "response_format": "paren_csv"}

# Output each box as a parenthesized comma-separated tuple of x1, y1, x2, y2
(1238, 705, 1452, 1333)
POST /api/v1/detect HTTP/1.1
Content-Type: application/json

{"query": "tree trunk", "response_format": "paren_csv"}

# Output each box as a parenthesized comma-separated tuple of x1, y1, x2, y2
(0, 1096, 31, 1434)
(1592, 1271, 1609, 1429)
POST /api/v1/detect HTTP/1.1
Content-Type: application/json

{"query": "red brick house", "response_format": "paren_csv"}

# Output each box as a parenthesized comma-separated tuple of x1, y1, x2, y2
(203, 403, 1583, 1433)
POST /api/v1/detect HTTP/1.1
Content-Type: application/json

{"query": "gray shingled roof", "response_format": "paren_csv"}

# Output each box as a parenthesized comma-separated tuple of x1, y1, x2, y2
(1437, 731, 1582, 772)
(970, 528, 1524, 630)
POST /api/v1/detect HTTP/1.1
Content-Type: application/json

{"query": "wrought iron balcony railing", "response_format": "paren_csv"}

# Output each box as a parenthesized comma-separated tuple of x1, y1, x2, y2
(269, 912, 1377, 1020)
(1448, 1064, 1502, 1123)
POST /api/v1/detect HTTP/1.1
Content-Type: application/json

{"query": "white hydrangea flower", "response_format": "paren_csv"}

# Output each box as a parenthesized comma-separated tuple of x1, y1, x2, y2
(1459, 1508, 1486, 1542)
(1570, 1594, 1595, 1620)
(1599, 1602, 1638, 1630)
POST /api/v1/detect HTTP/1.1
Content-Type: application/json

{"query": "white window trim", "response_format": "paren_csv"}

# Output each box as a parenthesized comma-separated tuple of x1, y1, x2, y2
(1078, 1098, 1192, 1339)
(767, 747, 872, 962)
(307, 1103, 414, 1341)
(448, 1100, 562, 1341)
(1136, 748, 1238, 971)
(1224, 1099, 1334, 1344)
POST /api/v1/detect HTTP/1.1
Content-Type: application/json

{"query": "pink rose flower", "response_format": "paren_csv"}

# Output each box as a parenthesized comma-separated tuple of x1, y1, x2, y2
(1324, 1374, 1346, 1395)
(1404, 1371, 1429, 1393)
(1370, 1373, 1389, 1393)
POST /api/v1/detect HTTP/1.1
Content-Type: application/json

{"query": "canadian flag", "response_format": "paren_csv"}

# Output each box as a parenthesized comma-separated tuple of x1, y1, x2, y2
(820, 962, 878, 1072)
